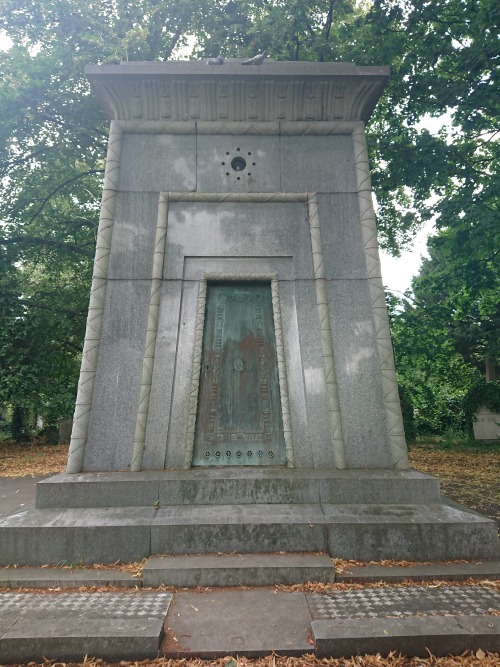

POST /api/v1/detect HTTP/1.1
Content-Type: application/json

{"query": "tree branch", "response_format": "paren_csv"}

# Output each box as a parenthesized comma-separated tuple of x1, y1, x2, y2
(28, 170, 104, 224)
(18, 299, 87, 318)
(323, 0, 336, 41)
(0, 236, 94, 257)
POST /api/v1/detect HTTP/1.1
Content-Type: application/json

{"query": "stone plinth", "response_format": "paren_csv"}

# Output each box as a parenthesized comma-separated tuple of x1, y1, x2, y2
(0, 61, 497, 566)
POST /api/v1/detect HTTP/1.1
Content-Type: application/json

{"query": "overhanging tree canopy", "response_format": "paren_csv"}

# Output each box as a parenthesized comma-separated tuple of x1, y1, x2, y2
(0, 0, 498, 434)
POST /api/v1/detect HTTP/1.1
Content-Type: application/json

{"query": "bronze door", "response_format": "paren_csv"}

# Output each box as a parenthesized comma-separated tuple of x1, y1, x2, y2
(192, 282, 286, 466)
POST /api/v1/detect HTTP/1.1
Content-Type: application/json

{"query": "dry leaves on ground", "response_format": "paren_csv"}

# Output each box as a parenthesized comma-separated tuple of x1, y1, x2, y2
(4, 649, 500, 667)
(408, 444, 500, 524)
(0, 443, 69, 476)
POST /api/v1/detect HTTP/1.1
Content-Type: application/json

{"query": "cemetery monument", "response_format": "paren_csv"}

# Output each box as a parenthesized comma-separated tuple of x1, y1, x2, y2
(0, 59, 497, 567)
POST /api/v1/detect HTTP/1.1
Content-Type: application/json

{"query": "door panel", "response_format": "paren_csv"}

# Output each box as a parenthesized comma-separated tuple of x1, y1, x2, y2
(192, 282, 286, 466)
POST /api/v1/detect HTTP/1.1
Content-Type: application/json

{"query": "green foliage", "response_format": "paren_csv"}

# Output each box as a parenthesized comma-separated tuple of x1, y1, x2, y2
(398, 384, 416, 443)
(0, 0, 498, 434)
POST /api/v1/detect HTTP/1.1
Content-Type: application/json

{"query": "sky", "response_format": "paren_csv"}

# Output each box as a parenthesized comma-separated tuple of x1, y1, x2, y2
(379, 222, 433, 294)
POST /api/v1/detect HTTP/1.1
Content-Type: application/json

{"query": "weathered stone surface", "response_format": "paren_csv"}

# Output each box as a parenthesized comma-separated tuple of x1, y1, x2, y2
(324, 502, 499, 560)
(143, 553, 335, 587)
(197, 134, 280, 192)
(473, 407, 500, 441)
(118, 133, 196, 192)
(0, 592, 171, 662)
(336, 561, 500, 583)
(83, 279, 151, 472)
(163, 200, 313, 280)
(108, 191, 161, 280)
(0, 567, 137, 589)
(280, 135, 357, 193)
(86, 60, 390, 123)
(456, 615, 500, 653)
(35, 469, 442, 508)
(151, 504, 327, 554)
(0, 508, 154, 565)
(326, 279, 392, 468)
(161, 590, 312, 657)
(313, 617, 471, 658)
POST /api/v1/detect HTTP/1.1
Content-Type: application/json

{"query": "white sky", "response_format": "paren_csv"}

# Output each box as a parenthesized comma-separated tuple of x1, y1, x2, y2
(380, 222, 433, 294)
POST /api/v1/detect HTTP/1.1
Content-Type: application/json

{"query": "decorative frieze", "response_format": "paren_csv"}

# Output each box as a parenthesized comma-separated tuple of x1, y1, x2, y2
(87, 61, 388, 123)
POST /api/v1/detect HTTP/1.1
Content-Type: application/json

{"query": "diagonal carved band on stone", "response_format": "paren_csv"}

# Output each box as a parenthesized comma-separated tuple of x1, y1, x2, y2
(184, 279, 208, 469)
(114, 120, 362, 137)
(307, 194, 346, 469)
(197, 122, 280, 135)
(280, 121, 362, 136)
(270, 277, 294, 466)
(67, 121, 123, 473)
(169, 192, 309, 203)
(130, 193, 169, 472)
(352, 124, 409, 469)
(183, 272, 295, 469)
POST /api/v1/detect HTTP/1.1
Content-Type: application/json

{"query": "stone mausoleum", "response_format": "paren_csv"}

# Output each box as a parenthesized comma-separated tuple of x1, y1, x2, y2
(0, 60, 497, 567)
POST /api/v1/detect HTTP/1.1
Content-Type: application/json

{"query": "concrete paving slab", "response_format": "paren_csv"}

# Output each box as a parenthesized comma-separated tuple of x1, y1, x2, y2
(456, 615, 500, 653)
(312, 616, 472, 658)
(0, 567, 138, 588)
(162, 590, 313, 657)
(0, 592, 172, 663)
(143, 553, 335, 587)
(0, 475, 49, 516)
(336, 561, 500, 583)
(1, 618, 165, 663)
(0, 619, 17, 635)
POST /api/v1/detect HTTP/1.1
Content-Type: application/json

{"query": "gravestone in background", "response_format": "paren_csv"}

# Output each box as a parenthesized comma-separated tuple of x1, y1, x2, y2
(0, 60, 497, 565)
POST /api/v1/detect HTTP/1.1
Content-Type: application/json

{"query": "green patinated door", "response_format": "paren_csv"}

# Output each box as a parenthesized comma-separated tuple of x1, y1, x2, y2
(192, 282, 286, 466)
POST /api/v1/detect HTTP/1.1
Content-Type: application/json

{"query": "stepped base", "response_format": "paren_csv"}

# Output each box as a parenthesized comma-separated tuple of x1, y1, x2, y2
(0, 501, 497, 566)
(0, 469, 497, 567)
(143, 553, 336, 587)
(35, 468, 441, 508)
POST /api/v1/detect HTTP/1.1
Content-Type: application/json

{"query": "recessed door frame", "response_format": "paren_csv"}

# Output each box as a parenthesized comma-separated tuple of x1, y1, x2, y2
(184, 272, 294, 468)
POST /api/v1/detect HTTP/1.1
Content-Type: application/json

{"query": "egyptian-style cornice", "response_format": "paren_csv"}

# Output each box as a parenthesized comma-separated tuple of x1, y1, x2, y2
(86, 60, 389, 123)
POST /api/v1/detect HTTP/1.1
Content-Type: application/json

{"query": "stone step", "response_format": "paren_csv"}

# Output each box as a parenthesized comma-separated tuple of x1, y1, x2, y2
(323, 501, 499, 560)
(0, 567, 139, 589)
(335, 560, 500, 583)
(142, 553, 335, 587)
(35, 468, 441, 509)
(1, 501, 497, 566)
(0, 507, 155, 566)
(151, 503, 328, 555)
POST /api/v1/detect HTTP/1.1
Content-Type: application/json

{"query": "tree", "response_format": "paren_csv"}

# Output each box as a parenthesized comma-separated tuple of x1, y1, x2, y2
(0, 0, 498, 434)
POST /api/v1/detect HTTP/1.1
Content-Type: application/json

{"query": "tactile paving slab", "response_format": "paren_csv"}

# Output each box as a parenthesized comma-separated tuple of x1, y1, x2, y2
(0, 591, 172, 617)
(0, 592, 173, 662)
(307, 585, 500, 619)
